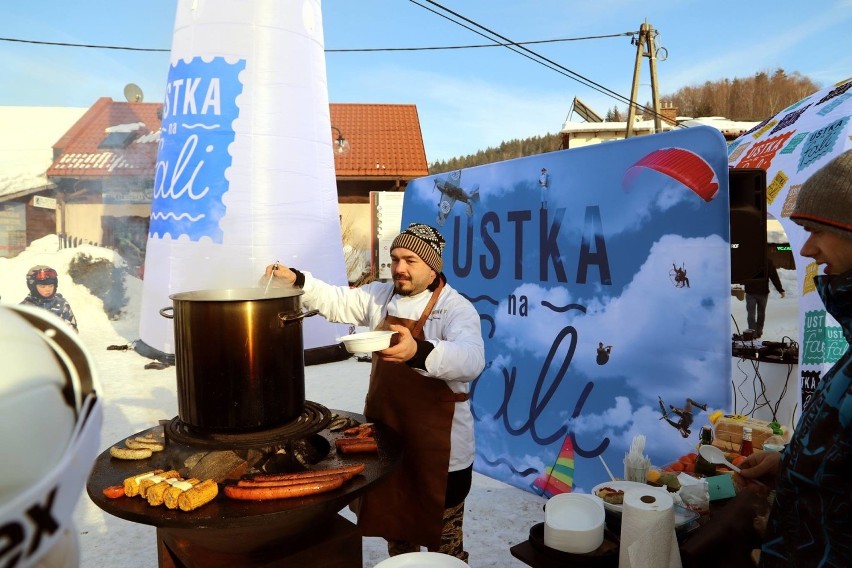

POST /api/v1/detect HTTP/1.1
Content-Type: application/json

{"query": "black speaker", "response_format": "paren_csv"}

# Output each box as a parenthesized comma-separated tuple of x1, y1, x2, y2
(729, 168, 767, 284)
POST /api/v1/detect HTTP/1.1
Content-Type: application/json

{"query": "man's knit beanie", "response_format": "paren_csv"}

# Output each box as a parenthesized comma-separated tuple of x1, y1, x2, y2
(391, 223, 445, 272)
(791, 149, 852, 240)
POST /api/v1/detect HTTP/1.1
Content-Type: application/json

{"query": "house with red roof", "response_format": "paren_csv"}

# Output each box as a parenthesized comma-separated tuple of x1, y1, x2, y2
(38, 98, 428, 275)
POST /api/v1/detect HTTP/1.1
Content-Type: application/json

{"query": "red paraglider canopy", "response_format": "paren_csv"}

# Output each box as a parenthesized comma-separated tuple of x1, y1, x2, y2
(623, 147, 719, 202)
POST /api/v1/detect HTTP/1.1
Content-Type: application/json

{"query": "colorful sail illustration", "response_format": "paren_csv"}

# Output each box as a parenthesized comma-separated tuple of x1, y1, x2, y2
(531, 435, 575, 497)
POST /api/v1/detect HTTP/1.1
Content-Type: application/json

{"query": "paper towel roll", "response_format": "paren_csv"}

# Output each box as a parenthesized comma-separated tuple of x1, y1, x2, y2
(618, 487, 681, 568)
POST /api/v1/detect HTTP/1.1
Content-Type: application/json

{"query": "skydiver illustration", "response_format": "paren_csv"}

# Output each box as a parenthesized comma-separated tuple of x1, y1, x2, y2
(538, 167, 549, 210)
(658, 396, 708, 438)
(671, 262, 690, 288)
(596, 342, 612, 365)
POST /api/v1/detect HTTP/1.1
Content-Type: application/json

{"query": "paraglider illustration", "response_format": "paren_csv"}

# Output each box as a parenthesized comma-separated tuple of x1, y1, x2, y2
(623, 147, 720, 202)
(670, 262, 690, 288)
(658, 397, 708, 438)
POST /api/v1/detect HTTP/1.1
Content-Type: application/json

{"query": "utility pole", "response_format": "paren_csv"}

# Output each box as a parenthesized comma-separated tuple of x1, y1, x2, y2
(626, 21, 662, 137)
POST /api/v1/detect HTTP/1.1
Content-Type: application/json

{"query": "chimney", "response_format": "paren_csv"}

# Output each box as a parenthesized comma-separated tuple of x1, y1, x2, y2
(659, 101, 678, 126)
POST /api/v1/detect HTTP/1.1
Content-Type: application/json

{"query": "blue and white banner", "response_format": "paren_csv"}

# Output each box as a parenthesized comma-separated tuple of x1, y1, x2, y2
(402, 127, 732, 494)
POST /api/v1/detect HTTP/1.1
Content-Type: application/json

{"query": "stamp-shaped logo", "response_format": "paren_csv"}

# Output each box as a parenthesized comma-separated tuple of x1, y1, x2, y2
(802, 309, 846, 365)
(735, 131, 794, 170)
(150, 57, 247, 242)
(766, 169, 788, 205)
(798, 116, 850, 172)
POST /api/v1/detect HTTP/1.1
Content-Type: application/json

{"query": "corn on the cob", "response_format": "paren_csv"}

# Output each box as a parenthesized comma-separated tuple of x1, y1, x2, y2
(123, 469, 164, 497)
(163, 478, 201, 509)
(139, 470, 180, 498)
(177, 479, 218, 511)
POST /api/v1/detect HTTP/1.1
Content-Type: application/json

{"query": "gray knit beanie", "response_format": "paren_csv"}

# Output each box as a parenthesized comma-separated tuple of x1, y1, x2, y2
(391, 223, 445, 272)
(791, 149, 852, 239)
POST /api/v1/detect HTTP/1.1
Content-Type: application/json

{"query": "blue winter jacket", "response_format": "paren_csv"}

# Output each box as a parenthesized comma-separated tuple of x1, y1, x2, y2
(20, 292, 78, 332)
(761, 270, 851, 566)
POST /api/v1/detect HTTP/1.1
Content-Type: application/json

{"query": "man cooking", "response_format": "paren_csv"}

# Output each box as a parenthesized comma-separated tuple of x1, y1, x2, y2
(262, 222, 486, 563)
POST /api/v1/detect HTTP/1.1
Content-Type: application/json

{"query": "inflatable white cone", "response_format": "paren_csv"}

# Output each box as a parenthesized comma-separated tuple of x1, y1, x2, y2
(139, 0, 350, 360)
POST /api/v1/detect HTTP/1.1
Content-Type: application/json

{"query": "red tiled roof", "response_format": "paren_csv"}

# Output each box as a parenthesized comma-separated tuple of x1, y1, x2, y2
(330, 103, 429, 178)
(47, 97, 161, 178)
(47, 99, 428, 180)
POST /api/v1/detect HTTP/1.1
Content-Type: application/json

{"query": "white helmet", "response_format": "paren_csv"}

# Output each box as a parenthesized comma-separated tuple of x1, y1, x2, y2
(0, 305, 103, 568)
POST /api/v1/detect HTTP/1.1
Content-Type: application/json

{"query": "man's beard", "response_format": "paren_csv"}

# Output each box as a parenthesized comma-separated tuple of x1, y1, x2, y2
(393, 277, 413, 296)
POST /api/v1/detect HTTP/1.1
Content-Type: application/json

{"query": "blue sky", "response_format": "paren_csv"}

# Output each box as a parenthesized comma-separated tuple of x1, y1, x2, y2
(2, 0, 851, 162)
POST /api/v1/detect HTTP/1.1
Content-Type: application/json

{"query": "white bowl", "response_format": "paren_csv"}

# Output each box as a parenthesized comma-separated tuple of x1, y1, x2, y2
(543, 493, 605, 554)
(336, 330, 397, 353)
(373, 551, 468, 567)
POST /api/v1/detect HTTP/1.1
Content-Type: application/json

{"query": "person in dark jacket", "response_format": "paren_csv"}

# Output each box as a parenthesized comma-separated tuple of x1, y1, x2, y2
(19, 265, 78, 332)
(738, 149, 852, 567)
(745, 258, 785, 338)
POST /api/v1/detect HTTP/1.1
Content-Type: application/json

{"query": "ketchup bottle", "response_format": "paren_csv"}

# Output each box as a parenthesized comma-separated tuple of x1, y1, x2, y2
(741, 427, 754, 457)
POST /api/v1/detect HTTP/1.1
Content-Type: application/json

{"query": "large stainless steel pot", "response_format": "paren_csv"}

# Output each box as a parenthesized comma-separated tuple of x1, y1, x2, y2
(160, 288, 318, 432)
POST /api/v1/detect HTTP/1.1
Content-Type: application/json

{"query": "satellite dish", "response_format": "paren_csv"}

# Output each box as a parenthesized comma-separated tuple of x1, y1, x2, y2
(123, 83, 144, 103)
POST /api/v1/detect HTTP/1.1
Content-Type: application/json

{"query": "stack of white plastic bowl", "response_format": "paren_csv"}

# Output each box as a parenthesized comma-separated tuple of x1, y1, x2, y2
(543, 493, 606, 554)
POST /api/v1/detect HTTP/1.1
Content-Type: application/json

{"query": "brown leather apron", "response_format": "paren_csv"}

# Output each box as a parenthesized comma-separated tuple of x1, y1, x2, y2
(356, 280, 458, 550)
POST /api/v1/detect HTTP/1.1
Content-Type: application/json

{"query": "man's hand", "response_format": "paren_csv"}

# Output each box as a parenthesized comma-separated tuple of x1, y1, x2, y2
(378, 324, 417, 363)
(260, 262, 297, 287)
(738, 450, 781, 480)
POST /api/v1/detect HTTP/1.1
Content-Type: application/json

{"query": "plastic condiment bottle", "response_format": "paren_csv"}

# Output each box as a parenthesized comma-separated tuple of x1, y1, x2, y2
(741, 427, 754, 457)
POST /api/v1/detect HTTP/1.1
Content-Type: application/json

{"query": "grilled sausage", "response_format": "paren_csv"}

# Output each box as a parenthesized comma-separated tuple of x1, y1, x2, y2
(336, 440, 378, 454)
(248, 463, 365, 483)
(224, 477, 344, 501)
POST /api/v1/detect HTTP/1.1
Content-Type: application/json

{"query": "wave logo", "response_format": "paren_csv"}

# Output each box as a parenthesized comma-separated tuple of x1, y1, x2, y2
(150, 57, 246, 242)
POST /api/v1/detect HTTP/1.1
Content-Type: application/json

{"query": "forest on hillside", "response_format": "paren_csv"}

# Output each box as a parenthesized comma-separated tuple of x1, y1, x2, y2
(429, 69, 820, 174)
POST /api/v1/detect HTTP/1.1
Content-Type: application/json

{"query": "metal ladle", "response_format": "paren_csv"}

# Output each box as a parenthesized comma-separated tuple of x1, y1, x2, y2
(264, 261, 280, 294)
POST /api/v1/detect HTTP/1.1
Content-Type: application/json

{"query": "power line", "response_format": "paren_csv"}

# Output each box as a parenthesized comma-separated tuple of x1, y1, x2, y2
(1, 6, 665, 120)
(411, 0, 667, 121)
(0, 32, 631, 54)
(326, 32, 633, 52)
(0, 36, 169, 52)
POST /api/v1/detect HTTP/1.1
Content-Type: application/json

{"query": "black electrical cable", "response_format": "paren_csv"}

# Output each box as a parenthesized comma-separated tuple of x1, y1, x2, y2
(326, 32, 634, 52)
(0, 36, 169, 52)
(412, 0, 675, 124)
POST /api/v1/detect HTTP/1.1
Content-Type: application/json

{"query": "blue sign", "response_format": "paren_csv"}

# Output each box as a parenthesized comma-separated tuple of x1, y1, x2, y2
(401, 127, 732, 494)
(150, 57, 246, 242)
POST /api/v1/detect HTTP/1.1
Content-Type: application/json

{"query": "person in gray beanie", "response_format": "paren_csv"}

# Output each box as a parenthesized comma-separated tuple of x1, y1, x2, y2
(262, 222, 484, 563)
(739, 148, 852, 566)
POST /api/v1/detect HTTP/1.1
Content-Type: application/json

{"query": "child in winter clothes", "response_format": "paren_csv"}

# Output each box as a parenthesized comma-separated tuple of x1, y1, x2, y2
(20, 265, 78, 331)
